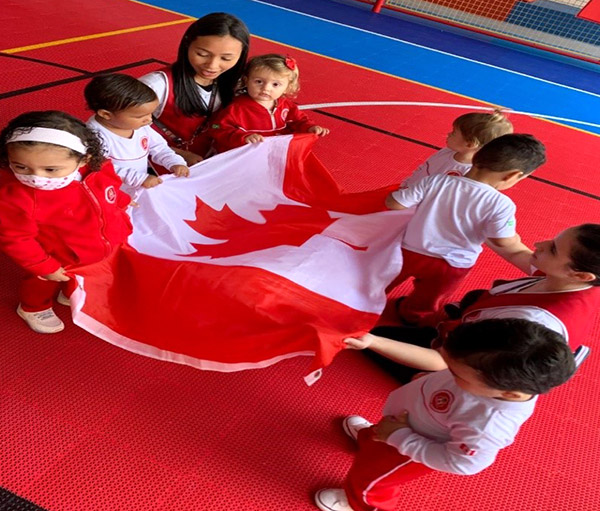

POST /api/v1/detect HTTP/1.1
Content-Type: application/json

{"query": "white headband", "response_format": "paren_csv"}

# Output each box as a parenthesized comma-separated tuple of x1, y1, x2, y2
(7, 127, 87, 154)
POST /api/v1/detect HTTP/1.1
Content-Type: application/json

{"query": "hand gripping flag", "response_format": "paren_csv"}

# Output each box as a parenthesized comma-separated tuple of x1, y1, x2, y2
(70, 135, 412, 384)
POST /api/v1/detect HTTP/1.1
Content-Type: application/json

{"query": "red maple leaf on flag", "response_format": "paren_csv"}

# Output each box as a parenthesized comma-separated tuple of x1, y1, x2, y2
(183, 196, 346, 258)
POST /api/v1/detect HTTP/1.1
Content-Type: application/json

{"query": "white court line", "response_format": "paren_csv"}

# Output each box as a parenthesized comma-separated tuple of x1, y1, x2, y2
(298, 101, 600, 129)
(251, 0, 600, 100)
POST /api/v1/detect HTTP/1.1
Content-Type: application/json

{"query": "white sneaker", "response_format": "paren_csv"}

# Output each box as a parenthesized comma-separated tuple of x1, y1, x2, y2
(17, 305, 64, 334)
(56, 291, 71, 306)
(315, 489, 354, 511)
(342, 415, 373, 441)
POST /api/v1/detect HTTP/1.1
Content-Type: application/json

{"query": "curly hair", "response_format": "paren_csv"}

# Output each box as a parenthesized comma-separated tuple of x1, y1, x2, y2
(0, 110, 104, 171)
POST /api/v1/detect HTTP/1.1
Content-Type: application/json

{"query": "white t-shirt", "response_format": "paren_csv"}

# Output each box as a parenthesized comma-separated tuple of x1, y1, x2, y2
(461, 277, 584, 342)
(391, 174, 517, 268)
(401, 147, 472, 189)
(383, 369, 537, 475)
(139, 70, 222, 118)
(87, 116, 186, 188)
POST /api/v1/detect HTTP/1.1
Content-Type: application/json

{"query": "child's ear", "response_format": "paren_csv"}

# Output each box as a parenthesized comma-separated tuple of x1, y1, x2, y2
(569, 269, 597, 283)
(502, 169, 525, 184)
(77, 154, 92, 169)
(499, 390, 531, 400)
(96, 109, 112, 120)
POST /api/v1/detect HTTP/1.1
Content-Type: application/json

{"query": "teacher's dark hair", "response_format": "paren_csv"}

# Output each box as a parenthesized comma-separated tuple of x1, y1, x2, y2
(172, 13, 250, 116)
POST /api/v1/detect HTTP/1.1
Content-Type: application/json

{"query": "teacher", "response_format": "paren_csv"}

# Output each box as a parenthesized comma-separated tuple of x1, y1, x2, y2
(140, 12, 250, 167)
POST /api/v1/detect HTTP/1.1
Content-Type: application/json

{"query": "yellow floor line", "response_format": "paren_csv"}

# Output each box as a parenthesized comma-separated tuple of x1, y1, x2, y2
(1, 18, 193, 54)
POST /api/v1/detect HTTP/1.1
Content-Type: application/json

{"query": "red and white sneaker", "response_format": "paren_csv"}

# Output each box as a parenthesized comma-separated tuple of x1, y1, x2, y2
(342, 415, 373, 441)
(17, 305, 64, 334)
(315, 489, 354, 511)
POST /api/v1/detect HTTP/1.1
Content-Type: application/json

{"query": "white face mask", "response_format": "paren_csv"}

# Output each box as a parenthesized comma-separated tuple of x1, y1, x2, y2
(12, 170, 82, 190)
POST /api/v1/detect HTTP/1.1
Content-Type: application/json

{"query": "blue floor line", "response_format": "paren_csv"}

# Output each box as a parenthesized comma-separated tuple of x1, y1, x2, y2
(142, 0, 600, 135)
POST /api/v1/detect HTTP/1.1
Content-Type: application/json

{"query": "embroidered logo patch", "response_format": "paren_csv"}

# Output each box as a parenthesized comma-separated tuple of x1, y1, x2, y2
(430, 390, 454, 413)
(281, 108, 289, 121)
(141, 136, 149, 150)
(105, 185, 117, 204)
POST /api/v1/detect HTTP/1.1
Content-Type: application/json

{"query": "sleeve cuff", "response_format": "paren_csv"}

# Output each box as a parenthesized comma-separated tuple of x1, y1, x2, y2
(26, 257, 62, 276)
(385, 428, 413, 450)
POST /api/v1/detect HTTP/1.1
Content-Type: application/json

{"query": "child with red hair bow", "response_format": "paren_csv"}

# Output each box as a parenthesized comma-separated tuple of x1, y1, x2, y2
(209, 53, 329, 153)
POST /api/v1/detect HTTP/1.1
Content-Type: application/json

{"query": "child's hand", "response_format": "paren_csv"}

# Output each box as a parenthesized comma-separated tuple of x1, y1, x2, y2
(42, 267, 70, 282)
(142, 175, 163, 189)
(372, 412, 411, 442)
(344, 333, 376, 350)
(308, 126, 330, 137)
(244, 134, 264, 144)
(170, 165, 190, 177)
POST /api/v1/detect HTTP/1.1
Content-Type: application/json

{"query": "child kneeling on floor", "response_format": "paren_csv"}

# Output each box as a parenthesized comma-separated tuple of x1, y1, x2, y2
(314, 318, 575, 511)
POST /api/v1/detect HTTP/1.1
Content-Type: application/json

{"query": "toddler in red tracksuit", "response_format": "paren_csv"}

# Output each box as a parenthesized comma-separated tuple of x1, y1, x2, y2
(0, 110, 133, 334)
(208, 53, 329, 153)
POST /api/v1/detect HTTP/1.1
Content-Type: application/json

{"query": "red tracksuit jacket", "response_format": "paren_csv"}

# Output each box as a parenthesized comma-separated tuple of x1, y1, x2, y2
(0, 160, 132, 276)
(209, 94, 316, 153)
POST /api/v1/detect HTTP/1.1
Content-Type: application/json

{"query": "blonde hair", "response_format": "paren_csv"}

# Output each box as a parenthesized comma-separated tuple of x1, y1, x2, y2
(453, 109, 513, 147)
(244, 53, 300, 97)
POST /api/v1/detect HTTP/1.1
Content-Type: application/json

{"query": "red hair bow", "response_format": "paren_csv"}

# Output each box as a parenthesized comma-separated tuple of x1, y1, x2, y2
(284, 56, 296, 70)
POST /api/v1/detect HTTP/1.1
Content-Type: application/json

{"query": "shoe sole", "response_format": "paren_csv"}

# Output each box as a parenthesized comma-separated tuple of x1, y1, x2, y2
(17, 307, 65, 334)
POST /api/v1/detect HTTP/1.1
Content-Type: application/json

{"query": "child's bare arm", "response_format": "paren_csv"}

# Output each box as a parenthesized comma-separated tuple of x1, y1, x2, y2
(486, 233, 533, 274)
(344, 333, 447, 371)
(172, 147, 203, 166)
(385, 193, 409, 210)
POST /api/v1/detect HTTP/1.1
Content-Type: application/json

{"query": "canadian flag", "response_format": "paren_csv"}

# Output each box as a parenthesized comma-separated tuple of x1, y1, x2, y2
(70, 135, 411, 384)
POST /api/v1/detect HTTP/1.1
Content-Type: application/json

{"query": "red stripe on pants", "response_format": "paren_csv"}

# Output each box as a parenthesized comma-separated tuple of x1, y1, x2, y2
(19, 275, 76, 312)
(387, 249, 470, 326)
(344, 428, 432, 511)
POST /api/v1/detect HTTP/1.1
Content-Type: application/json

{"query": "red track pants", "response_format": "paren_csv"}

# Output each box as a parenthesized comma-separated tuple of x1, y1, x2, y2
(344, 428, 432, 511)
(19, 275, 76, 312)
(387, 249, 470, 326)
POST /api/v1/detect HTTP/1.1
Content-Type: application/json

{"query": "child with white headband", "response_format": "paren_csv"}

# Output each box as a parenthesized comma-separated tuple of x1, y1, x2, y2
(0, 110, 133, 334)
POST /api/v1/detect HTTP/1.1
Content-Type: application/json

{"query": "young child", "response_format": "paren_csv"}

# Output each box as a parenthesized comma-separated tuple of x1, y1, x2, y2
(0, 110, 133, 334)
(209, 53, 329, 153)
(315, 319, 576, 511)
(139, 12, 250, 165)
(401, 110, 513, 189)
(84, 73, 189, 194)
(373, 223, 600, 351)
(385, 133, 546, 327)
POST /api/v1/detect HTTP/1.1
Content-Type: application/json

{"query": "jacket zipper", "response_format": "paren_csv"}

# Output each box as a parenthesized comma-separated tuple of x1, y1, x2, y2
(82, 179, 112, 256)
